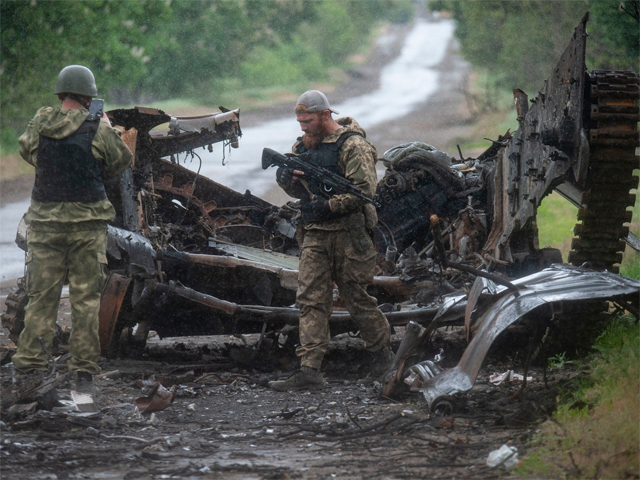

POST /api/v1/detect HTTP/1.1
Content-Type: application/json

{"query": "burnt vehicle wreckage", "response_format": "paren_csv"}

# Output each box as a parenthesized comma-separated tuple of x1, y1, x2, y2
(2, 15, 639, 411)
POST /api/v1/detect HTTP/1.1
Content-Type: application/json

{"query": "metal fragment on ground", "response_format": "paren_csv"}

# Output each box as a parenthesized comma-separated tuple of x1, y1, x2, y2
(419, 265, 640, 410)
(71, 390, 98, 413)
(135, 383, 175, 414)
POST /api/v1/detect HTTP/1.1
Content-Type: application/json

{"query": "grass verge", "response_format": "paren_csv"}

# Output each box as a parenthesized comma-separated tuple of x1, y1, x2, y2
(517, 315, 640, 478)
(537, 192, 578, 262)
(537, 178, 639, 279)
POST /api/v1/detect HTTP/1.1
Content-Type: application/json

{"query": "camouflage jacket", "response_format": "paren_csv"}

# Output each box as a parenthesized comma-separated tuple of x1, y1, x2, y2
(286, 117, 378, 231)
(19, 106, 132, 231)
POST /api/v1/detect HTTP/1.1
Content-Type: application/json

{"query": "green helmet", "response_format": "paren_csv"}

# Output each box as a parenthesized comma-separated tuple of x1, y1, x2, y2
(53, 65, 98, 97)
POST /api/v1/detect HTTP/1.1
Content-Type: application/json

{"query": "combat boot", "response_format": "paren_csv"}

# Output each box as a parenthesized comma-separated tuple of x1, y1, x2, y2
(7, 367, 62, 411)
(269, 366, 326, 391)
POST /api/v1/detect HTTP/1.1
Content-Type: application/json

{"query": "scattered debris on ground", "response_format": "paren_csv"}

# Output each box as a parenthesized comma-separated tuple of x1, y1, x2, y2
(1, 13, 638, 479)
(1, 328, 586, 479)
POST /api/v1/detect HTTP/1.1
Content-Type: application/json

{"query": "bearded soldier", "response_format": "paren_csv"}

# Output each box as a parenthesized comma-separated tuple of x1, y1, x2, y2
(12, 65, 132, 393)
(269, 90, 392, 391)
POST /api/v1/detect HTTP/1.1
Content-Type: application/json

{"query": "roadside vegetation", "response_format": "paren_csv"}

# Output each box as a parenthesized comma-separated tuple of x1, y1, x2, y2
(429, 0, 638, 97)
(517, 315, 640, 478)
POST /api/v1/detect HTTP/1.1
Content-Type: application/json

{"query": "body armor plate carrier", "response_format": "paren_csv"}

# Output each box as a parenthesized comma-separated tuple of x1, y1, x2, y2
(32, 117, 106, 203)
(295, 131, 362, 223)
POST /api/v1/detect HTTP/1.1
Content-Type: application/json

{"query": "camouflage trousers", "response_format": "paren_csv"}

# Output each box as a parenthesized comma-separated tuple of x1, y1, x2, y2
(296, 227, 390, 370)
(12, 227, 108, 374)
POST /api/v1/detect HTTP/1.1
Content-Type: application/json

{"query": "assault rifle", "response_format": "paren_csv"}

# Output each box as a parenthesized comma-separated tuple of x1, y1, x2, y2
(262, 147, 381, 208)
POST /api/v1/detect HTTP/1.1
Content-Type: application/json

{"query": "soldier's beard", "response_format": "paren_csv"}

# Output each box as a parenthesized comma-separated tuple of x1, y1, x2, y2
(301, 117, 328, 149)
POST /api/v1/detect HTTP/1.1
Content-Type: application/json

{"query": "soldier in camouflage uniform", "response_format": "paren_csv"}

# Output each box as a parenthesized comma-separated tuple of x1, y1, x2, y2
(12, 65, 132, 391)
(269, 90, 392, 391)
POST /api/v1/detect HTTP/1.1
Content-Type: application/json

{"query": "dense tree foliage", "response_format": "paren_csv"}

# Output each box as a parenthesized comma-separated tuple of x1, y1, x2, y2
(429, 0, 639, 94)
(587, 0, 640, 70)
(1, 0, 413, 145)
(1, 1, 169, 133)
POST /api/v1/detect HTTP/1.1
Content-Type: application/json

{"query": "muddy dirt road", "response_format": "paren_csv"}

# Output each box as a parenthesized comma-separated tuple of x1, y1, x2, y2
(1, 327, 574, 480)
(0, 15, 567, 480)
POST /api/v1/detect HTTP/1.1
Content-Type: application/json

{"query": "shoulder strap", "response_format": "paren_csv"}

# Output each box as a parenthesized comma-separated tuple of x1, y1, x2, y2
(334, 131, 363, 151)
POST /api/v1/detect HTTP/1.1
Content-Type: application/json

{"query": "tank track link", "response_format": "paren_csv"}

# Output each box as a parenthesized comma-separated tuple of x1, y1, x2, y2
(568, 71, 639, 273)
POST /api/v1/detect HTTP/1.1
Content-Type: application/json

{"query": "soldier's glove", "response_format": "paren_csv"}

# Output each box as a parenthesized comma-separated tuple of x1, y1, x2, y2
(310, 198, 333, 220)
(276, 167, 296, 189)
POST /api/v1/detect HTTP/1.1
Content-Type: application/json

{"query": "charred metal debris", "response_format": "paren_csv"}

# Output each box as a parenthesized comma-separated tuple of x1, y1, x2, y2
(2, 14, 638, 408)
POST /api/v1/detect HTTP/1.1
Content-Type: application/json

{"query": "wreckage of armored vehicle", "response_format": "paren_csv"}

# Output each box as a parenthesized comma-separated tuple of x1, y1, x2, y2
(371, 13, 639, 408)
(2, 15, 638, 379)
(375, 13, 638, 278)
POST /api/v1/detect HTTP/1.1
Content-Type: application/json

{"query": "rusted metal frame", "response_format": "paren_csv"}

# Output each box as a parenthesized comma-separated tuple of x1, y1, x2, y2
(430, 215, 519, 292)
(171, 250, 437, 297)
(483, 15, 589, 262)
(166, 251, 299, 291)
(107, 107, 172, 133)
(109, 108, 241, 159)
(238, 305, 462, 327)
(98, 273, 132, 355)
(108, 107, 242, 235)
(152, 280, 453, 327)
(148, 122, 241, 159)
(371, 277, 437, 296)
(151, 158, 273, 211)
(150, 180, 217, 229)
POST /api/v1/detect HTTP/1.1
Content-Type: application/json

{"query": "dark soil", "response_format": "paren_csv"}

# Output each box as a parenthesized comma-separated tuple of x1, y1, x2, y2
(0, 326, 580, 480)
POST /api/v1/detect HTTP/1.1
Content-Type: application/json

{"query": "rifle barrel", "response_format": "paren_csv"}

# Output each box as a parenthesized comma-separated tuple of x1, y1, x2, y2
(262, 147, 380, 208)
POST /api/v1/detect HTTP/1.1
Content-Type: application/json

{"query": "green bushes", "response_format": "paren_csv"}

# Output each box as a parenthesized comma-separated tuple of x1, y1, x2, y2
(1, 0, 415, 142)
(518, 315, 640, 478)
(429, 1, 639, 98)
(240, 39, 326, 90)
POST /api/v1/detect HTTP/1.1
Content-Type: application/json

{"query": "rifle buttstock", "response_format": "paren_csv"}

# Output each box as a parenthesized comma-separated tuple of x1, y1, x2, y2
(261, 147, 282, 170)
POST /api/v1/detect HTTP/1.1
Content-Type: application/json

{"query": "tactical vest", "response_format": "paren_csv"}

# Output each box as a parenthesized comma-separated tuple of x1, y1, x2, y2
(296, 131, 362, 223)
(32, 117, 107, 203)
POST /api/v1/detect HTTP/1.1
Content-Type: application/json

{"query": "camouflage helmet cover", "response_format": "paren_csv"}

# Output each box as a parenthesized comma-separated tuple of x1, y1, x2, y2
(53, 65, 98, 97)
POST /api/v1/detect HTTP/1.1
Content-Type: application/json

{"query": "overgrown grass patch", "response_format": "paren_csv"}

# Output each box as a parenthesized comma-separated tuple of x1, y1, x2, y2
(537, 192, 578, 263)
(518, 315, 640, 478)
